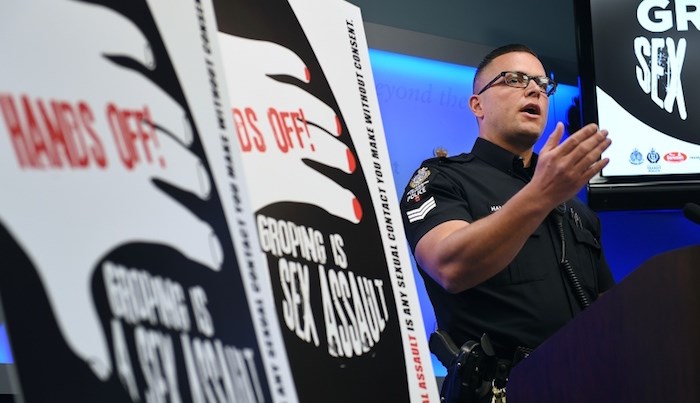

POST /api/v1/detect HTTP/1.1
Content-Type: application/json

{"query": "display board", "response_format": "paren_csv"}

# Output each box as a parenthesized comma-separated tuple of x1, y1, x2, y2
(576, 0, 700, 210)
(0, 0, 295, 401)
(214, 0, 438, 401)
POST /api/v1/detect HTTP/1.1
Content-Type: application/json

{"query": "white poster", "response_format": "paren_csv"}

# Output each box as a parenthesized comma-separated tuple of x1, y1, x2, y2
(0, 0, 295, 401)
(214, 0, 439, 401)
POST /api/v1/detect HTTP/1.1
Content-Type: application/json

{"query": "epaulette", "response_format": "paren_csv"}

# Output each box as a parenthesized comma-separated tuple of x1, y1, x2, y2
(423, 153, 473, 165)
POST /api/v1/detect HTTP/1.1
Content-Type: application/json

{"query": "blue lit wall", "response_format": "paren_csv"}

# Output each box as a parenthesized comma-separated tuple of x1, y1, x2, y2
(369, 48, 700, 375)
(0, 325, 11, 364)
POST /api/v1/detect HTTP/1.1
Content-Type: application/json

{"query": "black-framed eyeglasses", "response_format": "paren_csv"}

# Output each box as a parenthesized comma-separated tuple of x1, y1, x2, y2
(477, 71, 558, 96)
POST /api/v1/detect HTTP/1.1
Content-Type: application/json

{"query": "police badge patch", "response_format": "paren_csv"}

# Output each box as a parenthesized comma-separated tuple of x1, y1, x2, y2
(410, 167, 430, 188)
(406, 167, 430, 203)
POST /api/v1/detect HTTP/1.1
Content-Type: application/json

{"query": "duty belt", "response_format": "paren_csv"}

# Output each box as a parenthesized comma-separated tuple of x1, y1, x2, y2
(429, 331, 532, 403)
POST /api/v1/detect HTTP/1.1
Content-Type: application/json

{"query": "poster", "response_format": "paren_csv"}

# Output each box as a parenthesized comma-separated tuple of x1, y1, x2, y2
(214, 0, 439, 401)
(589, 0, 700, 176)
(0, 0, 295, 401)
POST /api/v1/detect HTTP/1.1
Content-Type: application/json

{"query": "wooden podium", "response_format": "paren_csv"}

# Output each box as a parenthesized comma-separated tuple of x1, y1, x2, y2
(507, 245, 700, 402)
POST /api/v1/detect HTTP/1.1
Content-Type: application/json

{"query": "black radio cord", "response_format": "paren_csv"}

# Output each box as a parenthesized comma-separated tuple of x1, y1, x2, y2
(553, 206, 591, 310)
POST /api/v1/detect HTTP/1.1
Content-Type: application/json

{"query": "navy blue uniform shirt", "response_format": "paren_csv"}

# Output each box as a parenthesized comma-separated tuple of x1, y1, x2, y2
(400, 137, 615, 357)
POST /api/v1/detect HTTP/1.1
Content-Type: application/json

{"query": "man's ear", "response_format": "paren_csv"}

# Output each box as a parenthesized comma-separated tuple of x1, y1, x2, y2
(469, 94, 484, 119)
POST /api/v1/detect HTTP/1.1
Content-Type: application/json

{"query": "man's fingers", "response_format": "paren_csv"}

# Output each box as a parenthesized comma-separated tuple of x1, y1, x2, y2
(557, 123, 600, 155)
(570, 129, 610, 173)
(540, 122, 565, 154)
(582, 157, 610, 181)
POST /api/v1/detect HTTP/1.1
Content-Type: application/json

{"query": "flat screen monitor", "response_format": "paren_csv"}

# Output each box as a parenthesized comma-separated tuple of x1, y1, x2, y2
(575, 0, 700, 210)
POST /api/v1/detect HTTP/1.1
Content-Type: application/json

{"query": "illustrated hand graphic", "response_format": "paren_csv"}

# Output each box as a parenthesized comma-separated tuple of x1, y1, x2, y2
(0, 0, 222, 379)
(218, 34, 363, 223)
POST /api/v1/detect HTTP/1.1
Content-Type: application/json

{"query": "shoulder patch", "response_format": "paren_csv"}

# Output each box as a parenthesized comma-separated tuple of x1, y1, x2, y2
(406, 167, 431, 203)
(409, 167, 431, 188)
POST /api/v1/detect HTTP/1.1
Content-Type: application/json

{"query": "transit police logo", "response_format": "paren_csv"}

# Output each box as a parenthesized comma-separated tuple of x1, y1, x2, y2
(629, 148, 644, 165)
(647, 147, 661, 173)
(406, 167, 430, 203)
(647, 148, 660, 163)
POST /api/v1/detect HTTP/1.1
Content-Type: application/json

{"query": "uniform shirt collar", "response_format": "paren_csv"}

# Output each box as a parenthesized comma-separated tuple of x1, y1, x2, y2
(471, 137, 538, 180)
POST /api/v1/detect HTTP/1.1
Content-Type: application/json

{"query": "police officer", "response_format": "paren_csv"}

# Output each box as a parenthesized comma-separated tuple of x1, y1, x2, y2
(400, 44, 616, 402)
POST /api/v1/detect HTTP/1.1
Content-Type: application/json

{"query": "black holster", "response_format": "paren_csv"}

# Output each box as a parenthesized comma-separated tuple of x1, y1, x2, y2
(429, 330, 508, 403)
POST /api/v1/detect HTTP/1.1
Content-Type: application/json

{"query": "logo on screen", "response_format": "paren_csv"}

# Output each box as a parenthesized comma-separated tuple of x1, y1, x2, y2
(646, 148, 662, 172)
(647, 148, 661, 163)
(629, 149, 644, 165)
(664, 151, 687, 162)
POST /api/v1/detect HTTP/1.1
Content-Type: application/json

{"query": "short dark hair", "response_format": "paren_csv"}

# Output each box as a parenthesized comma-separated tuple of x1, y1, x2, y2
(473, 44, 540, 93)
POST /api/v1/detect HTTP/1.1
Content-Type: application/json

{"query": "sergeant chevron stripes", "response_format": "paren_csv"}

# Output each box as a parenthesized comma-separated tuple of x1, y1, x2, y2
(406, 196, 436, 223)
